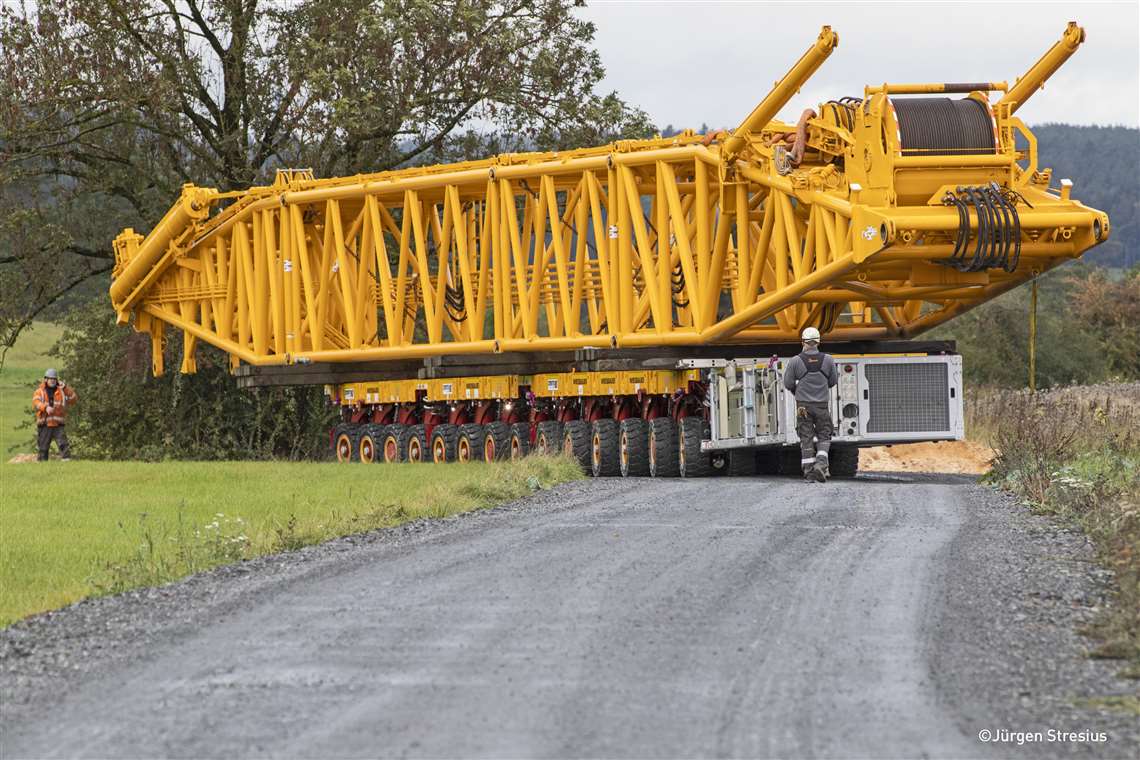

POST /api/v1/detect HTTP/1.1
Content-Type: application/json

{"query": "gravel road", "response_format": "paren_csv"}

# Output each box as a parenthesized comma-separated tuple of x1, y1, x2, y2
(2, 473, 1136, 759)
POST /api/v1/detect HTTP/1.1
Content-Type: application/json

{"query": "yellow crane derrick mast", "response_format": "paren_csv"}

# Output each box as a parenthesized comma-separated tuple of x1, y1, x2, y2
(107, 23, 1110, 473)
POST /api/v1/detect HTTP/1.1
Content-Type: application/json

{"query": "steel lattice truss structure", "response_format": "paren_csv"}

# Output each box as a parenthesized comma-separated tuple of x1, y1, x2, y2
(110, 24, 1109, 375)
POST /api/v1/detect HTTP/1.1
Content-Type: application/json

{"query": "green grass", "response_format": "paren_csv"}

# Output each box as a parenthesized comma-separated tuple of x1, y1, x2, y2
(1, 456, 583, 627)
(0, 322, 585, 627)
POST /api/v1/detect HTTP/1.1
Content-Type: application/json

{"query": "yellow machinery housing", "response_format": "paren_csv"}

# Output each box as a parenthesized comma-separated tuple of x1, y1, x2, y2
(107, 23, 1109, 473)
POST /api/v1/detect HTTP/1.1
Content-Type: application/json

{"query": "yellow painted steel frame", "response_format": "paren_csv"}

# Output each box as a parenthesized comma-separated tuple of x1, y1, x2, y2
(336, 368, 700, 408)
(110, 23, 1108, 377)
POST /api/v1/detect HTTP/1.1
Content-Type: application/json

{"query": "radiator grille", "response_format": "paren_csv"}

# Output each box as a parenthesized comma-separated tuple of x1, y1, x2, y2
(865, 362, 950, 433)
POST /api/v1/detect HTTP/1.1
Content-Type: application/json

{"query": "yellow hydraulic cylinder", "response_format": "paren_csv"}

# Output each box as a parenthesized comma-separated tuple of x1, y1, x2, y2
(998, 22, 1085, 114)
(110, 184, 215, 316)
(720, 25, 839, 161)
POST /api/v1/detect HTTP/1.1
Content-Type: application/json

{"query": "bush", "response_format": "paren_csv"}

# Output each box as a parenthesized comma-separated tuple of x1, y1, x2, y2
(972, 383, 1140, 673)
(53, 301, 336, 460)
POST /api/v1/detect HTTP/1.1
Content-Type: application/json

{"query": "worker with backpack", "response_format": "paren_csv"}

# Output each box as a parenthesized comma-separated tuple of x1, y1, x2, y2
(782, 327, 838, 482)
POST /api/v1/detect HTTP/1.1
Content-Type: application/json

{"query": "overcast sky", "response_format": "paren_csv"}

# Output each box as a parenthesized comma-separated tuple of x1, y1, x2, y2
(576, 1, 1139, 129)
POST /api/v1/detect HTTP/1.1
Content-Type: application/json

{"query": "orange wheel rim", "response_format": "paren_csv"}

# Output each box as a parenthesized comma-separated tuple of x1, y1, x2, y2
(384, 437, 398, 462)
(511, 437, 521, 459)
(337, 435, 352, 462)
(484, 437, 495, 460)
(408, 439, 421, 462)
(433, 438, 445, 462)
(648, 431, 656, 470)
(620, 432, 628, 466)
(592, 433, 601, 467)
(458, 438, 470, 462)
(562, 435, 573, 456)
(360, 438, 374, 463)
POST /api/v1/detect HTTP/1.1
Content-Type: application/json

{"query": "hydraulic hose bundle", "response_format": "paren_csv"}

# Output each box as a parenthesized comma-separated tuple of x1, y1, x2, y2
(941, 182, 1029, 272)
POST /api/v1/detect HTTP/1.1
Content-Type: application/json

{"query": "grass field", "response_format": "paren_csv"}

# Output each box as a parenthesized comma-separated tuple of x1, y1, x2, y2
(0, 323, 583, 627)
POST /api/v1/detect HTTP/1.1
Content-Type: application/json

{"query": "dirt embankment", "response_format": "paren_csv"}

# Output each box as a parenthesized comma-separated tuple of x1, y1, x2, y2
(860, 440, 994, 475)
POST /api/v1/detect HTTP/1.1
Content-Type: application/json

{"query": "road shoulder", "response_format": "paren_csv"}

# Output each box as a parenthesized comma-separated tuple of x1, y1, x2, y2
(930, 484, 1139, 758)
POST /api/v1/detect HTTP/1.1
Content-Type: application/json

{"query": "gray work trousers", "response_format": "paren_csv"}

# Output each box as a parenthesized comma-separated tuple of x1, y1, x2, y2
(36, 425, 71, 461)
(795, 402, 832, 473)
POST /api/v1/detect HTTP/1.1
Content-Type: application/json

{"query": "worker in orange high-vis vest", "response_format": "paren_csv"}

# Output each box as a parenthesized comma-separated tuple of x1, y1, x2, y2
(32, 368, 77, 461)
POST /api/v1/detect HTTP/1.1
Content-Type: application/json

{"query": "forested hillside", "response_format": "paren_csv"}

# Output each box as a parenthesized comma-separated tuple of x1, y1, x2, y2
(1033, 124, 1138, 269)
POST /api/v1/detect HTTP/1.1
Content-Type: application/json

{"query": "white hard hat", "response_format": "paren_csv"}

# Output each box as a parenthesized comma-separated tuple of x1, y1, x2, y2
(44, 368, 58, 379)
(801, 327, 821, 343)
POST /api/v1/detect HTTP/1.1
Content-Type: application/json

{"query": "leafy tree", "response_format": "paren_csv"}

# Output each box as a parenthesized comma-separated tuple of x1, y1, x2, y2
(930, 263, 1140, 388)
(1067, 266, 1140, 379)
(52, 300, 334, 460)
(0, 0, 653, 358)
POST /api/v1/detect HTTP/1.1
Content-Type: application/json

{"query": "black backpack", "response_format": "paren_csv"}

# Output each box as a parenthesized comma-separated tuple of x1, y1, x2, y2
(799, 352, 826, 375)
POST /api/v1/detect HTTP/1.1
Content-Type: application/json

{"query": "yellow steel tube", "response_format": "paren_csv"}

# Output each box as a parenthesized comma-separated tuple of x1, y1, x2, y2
(702, 253, 857, 341)
(143, 305, 282, 366)
(998, 22, 1085, 115)
(110, 185, 214, 311)
(865, 82, 1007, 94)
(721, 25, 839, 160)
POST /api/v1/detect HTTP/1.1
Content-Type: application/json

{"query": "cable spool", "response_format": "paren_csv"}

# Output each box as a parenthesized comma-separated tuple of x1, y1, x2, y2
(891, 97, 995, 156)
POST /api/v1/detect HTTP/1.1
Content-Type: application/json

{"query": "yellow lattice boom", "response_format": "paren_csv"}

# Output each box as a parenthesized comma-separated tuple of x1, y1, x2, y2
(110, 23, 1109, 376)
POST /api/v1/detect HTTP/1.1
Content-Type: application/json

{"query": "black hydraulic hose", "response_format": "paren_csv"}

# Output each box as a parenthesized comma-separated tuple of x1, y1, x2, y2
(964, 187, 989, 272)
(985, 184, 1011, 270)
(951, 192, 969, 264)
(943, 191, 968, 266)
(995, 184, 1023, 272)
(978, 186, 1001, 270)
(991, 184, 1014, 271)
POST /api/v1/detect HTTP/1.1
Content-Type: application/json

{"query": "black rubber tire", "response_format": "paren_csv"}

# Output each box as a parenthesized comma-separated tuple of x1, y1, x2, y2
(726, 449, 760, 476)
(402, 424, 428, 463)
(483, 421, 511, 462)
(333, 423, 357, 463)
(777, 446, 805, 477)
(561, 420, 591, 471)
(678, 417, 712, 478)
(535, 420, 564, 455)
(619, 418, 649, 477)
(430, 424, 459, 463)
(382, 424, 405, 463)
(755, 448, 782, 475)
(457, 424, 485, 462)
(590, 419, 619, 477)
(648, 418, 679, 477)
(509, 422, 531, 460)
(358, 424, 386, 464)
(829, 446, 860, 478)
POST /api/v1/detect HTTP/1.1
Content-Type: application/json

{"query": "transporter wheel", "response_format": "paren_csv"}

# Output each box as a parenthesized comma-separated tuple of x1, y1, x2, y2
(431, 424, 459, 463)
(382, 424, 405, 463)
(590, 419, 619, 477)
(535, 420, 564, 455)
(755, 448, 781, 475)
(509, 422, 531, 460)
(727, 449, 760, 476)
(648, 418, 679, 477)
(776, 447, 804, 477)
(561, 420, 591, 471)
(677, 417, 712, 478)
(457, 424, 485, 462)
(358, 424, 386, 464)
(619, 418, 649, 477)
(403, 424, 428, 463)
(829, 446, 860, 478)
(483, 421, 511, 462)
(333, 424, 356, 463)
